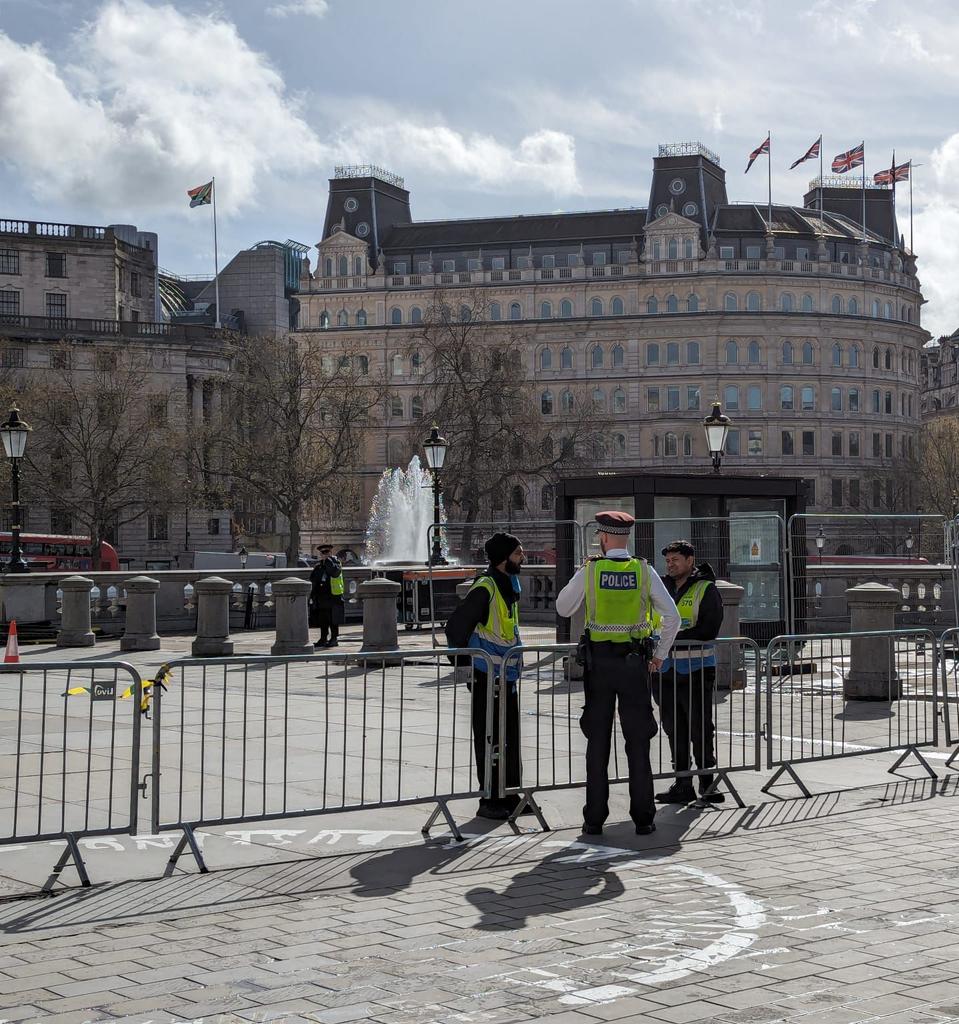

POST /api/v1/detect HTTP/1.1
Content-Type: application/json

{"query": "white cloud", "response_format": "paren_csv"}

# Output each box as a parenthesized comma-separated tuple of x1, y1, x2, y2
(913, 132, 959, 339)
(266, 0, 328, 18)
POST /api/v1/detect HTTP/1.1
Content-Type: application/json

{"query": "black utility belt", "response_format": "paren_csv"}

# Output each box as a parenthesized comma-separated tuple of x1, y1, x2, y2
(577, 635, 654, 666)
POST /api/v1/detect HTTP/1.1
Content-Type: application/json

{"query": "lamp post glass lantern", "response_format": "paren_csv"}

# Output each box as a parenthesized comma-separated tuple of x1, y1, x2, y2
(422, 426, 449, 565)
(0, 405, 32, 574)
(702, 401, 731, 473)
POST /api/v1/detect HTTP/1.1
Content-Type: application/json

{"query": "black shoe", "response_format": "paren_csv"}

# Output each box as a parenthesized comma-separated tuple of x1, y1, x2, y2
(476, 801, 511, 821)
(656, 783, 696, 804)
(314, 639, 328, 648)
(326, 640, 339, 648)
(698, 791, 725, 804)
(635, 823, 656, 836)
(582, 823, 602, 836)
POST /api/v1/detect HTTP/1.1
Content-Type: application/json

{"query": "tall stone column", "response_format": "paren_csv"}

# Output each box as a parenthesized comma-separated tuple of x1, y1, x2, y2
(714, 580, 745, 691)
(359, 578, 401, 665)
(192, 576, 234, 657)
(271, 577, 313, 656)
(57, 575, 95, 648)
(121, 576, 161, 651)
(843, 582, 902, 700)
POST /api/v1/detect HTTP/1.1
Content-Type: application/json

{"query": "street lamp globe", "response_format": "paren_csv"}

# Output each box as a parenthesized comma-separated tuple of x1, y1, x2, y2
(239, 546, 248, 569)
(422, 425, 449, 471)
(702, 402, 731, 473)
(0, 405, 31, 461)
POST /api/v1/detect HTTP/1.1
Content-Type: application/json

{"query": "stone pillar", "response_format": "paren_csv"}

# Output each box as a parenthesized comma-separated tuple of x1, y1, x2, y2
(192, 576, 234, 657)
(271, 577, 313, 656)
(843, 582, 901, 700)
(359, 578, 401, 664)
(714, 580, 746, 691)
(120, 576, 161, 651)
(57, 575, 95, 648)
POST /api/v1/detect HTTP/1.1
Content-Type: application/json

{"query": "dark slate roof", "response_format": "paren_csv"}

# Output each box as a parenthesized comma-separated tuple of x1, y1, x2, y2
(380, 209, 647, 251)
(712, 204, 887, 243)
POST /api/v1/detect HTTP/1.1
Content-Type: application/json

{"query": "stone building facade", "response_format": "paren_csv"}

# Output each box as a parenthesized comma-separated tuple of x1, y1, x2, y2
(920, 328, 959, 419)
(294, 146, 928, 548)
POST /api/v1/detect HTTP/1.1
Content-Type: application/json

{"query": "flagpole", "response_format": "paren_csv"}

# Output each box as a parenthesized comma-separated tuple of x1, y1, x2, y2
(909, 161, 914, 255)
(767, 131, 772, 234)
(861, 142, 866, 244)
(212, 175, 221, 329)
(890, 149, 897, 247)
(819, 134, 824, 231)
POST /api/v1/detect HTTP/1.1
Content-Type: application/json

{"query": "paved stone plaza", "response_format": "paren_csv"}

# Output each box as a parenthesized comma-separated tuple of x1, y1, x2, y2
(1, 633, 959, 1023)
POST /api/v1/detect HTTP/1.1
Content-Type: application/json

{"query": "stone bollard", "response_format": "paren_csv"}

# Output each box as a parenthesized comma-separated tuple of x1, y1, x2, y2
(271, 577, 313, 657)
(57, 575, 96, 648)
(843, 582, 902, 700)
(192, 577, 234, 657)
(359, 578, 401, 664)
(121, 576, 161, 651)
(714, 579, 746, 691)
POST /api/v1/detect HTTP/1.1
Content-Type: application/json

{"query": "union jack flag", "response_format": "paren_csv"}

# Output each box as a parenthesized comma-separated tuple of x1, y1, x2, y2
(831, 142, 864, 174)
(874, 161, 910, 186)
(745, 135, 770, 174)
(790, 137, 821, 170)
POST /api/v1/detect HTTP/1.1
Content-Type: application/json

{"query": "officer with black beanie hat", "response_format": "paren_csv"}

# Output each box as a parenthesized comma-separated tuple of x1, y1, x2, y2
(446, 532, 528, 820)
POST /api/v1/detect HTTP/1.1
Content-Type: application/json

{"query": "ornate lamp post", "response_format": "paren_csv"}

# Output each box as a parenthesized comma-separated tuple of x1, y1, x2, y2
(816, 525, 825, 564)
(422, 425, 449, 566)
(0, 405, 32, 574)
(702, 401, 731, 473)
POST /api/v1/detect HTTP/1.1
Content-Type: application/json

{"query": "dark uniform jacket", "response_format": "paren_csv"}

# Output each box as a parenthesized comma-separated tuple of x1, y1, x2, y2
(661, 562, 724, 643)
(310, 556, 344, 624)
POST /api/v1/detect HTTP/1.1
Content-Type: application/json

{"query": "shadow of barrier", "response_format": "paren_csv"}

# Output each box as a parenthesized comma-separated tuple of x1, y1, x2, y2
(492, 638, 763, 829)
(763, 628, 940, 797)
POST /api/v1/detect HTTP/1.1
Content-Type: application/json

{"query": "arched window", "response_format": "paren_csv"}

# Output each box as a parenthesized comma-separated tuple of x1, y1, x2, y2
(801, 294, 814, 312)
(356, 309, 367, 326)
(324, 257, 333, 277)
(613, 388, 626, 412)
(746, 291, 761, 311)
(541, 390, 553, 415)
(831, 295, 843, 314)
(683, 433, 693, 457)
(561, 347, 573, 369)
(724, 385, 740, 411)
(667, 238, 678, 259)
(411, 396, 423, 419)
(832, 344, 842, 367)
(540, 348, 552, 370)
(686, 341, 700, 364)
(647, 297, 658, 314)
(873, 347, 880, 368)
(802, 341, 813, 365)
(652, 242, 662, 260)
(356, 354, 369, 375)
(666, 293, 679, 313)
(872, 389, 881, 413)
(407, 306, 420, 325)
(801, 386, 815, 410)
(901, 303, 908, 321)
(666, 342, 679, 365)
(872, 299, 881, 317)
(747, 340, 760, 364)
(410, 350, 421, 373)
(684, 238, 694, 259)
(337, 309, 349, 327)
(850, 346, 860, 368)
(611, 296, 624, 316)
(540, 300, 552, 319)
(391, 353, 404, 376)
(647, 343, 660, 366)
(354, 255, 364, 275)
(747, 385, 762, 411)
(511, 485, 525, 512)
(781, 293, 794, 312)
(391, 396, 403, 418)
(591, 346, 604, 369)
(782, 340, 794, 365)
(541, 484, 554, 512)
(489, 302, 501, 321)
(560, 299, 573, 318)
(883, 302, 892, 319)
(614, 433, 627, 457)
(780, 384, 794, 410)
(319, 310, 330, 329)
(509, 302, 522, 320)
(884, 390, 893, 414)
(592, 387, 606, 409)
(389, 307, 402, 325)
(725, 339, 739, 364)
(590, 297, 604, 316)
(849, 297, 859, 315)
(339, 256, 349, 276)
(561, 390, 574, 413)
(831, 387, 842, 412)
(387, 437, 405, 466)
(665, 432, 678, 457)
(612, 344, 625, 367)
(687, 293, 699, 312)
(724, 292, 738, 311)
(884, 348, 892, 370)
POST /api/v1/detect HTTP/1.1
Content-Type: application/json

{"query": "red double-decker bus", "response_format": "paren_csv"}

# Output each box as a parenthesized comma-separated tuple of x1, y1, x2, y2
(0, 533, 120, 571)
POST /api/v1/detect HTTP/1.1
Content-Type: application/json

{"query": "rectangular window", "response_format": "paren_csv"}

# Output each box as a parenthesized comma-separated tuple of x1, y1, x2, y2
(801, 388, 815, 411)
(542, 255, 555, 268)
(873, 432, 882, 458)
(647, 387, 660, 413)
(207, 517, 220, 535)
(848, 389, 860, 412)
(885, 433, 893, 458)
(441, 260, 454, 272)
(130, 271, 140, 296)
(592, 252, 607, 266)
(686, 386, 701, 411)
(720, 246, 735, 259)
(467, 258, 481, 271)
(747, 386, 762, 412)
(850, 431, 860, 457)
(491, 256, 505, 270)
(747, 429, 763, 456)
(393, 262, 407, 275)
(517, 256, 532, 269)
(872, 479, 882, 508)
(666, 386, 680, 411)
(831, 432, 843, 456)
(796, 246, 809, 261)
(147, 513, 169, 542)
(781, 431, 794, 456)
(45, 292, 67, 318)
(418, 260, 432, 273)
(802, 431, 816, 457)
(746, 245, 761, 259)
(45, 252, 66, 278)
(0, 249, 20, 274)
(831, 479, 843, 507)
(618, 250, 631, 264)
(0, 348, 23, 368)
(773, 246, 785, 260)
(849, 479, 861, 507)
(0, 290, 20, 318)
(666, 342, 679, 365)
(726, 429, 741, 456)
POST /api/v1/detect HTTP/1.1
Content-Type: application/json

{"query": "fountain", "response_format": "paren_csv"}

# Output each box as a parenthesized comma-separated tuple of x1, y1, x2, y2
(365, 456, 448, 565)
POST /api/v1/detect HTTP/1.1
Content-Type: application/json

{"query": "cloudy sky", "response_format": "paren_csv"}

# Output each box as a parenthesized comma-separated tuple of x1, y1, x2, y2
(1, 0, 957, 336)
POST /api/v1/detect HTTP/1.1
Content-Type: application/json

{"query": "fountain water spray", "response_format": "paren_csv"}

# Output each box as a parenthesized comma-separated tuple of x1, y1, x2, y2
(365, 455, 448, 564)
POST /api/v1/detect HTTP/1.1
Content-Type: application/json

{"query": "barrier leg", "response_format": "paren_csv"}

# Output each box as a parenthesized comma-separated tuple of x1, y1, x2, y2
(421, 799, 463, 842)
(167, 824, 209, 874)
(888, 745, 937, 780)
(697, 771, 746, 809)
(507, 790, 550, 834)
(946, 746, 959, 770)
(761, 762, 812, 799)
(44, 833, 91, 889)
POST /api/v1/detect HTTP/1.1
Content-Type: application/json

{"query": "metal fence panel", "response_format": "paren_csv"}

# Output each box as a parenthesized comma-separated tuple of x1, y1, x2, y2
(940, 626, 959, 749)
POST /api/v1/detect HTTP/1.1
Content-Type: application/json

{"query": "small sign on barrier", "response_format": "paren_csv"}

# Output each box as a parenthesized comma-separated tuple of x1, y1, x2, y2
(90, 680, 116, 702)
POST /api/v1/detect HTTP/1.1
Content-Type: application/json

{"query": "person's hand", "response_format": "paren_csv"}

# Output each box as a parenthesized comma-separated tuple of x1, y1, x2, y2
(649, 657, 663, 672)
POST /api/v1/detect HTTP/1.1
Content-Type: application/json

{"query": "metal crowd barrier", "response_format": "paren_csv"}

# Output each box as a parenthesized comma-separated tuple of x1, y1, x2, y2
(763, 629, 939, 796)
(0, 661, 143, 886)
(150, 648, 488, 869)
(492, 638, 762, 826)
(939, 626, 959, 764)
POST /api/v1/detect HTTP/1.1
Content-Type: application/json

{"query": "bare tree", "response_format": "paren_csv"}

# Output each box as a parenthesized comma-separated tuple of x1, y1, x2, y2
(402, 291, 609, 523)
(198, 332, 384, 563)
(911, 418, 959, 517)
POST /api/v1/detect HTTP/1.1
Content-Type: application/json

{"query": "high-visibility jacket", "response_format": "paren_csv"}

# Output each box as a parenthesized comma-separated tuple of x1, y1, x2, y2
(330, 574, 344, 596)
(467, 575, 522, 681)
(659, 579, 716, 675)
(583, 557, 653, 644)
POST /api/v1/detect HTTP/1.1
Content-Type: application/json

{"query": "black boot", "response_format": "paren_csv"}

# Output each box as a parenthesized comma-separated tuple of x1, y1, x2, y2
(655, 781, 696, 804)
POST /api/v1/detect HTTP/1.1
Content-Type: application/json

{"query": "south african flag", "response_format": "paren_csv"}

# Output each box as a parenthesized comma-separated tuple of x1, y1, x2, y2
(187, 180, 213, 207)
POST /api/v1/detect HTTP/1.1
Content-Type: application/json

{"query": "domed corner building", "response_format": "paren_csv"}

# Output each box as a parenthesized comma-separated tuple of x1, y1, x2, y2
(295, 145, 926, 551)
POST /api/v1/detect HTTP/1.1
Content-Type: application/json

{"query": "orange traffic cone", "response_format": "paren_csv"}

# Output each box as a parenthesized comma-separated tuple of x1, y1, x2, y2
(4, 620, 20, 663)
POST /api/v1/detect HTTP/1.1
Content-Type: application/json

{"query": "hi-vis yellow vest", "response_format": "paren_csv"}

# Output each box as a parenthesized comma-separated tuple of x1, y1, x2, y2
(655, 579, 716, 672)
(330, 573, 344, 596)
(584, 557, 653, 644)
(467, 575, 521, 681)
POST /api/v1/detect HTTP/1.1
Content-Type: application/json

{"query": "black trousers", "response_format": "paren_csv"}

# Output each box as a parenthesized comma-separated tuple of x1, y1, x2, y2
(470, 670, 521, 804)
(315, 607, 339, 643)
(652, 666, 717, 786)
(580, 645, 657, 828)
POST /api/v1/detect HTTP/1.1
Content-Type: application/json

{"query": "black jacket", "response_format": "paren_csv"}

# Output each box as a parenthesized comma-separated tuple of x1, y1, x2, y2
(445, 566, 518, 651)
(310, 556, 343, 607)
(661, 562, 723, 642)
